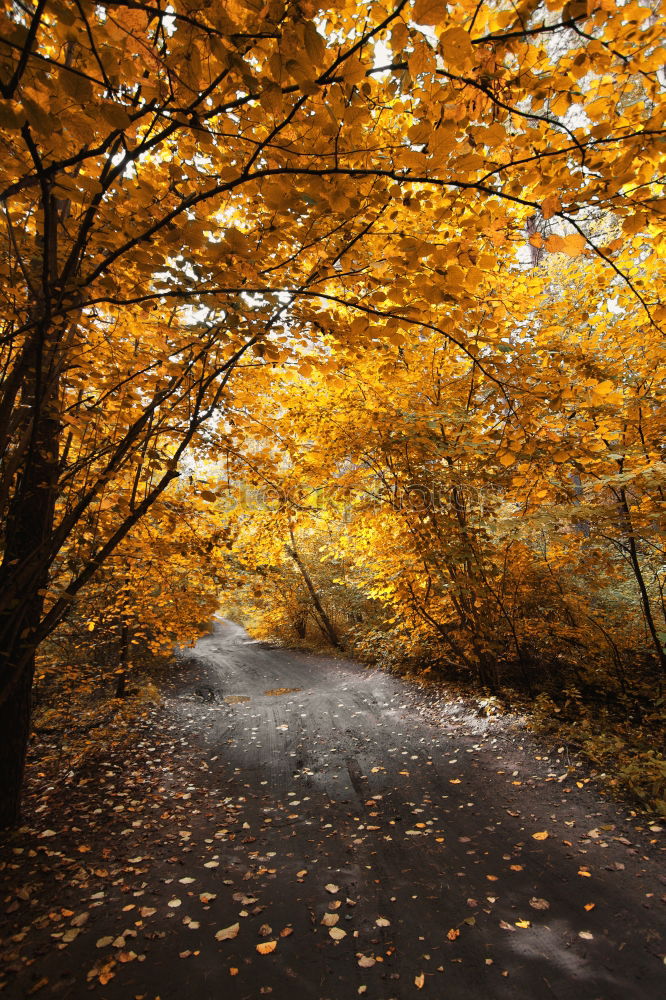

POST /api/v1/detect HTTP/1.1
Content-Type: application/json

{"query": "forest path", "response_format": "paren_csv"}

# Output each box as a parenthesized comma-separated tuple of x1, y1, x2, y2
(1, 619, 664, 999)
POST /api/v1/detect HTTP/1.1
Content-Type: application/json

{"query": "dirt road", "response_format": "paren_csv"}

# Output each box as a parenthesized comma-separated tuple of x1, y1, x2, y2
(1, 619, 664, 999)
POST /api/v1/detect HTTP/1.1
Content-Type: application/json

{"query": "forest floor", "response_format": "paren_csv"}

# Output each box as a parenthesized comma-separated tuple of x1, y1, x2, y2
(1, 618, 665, 1000)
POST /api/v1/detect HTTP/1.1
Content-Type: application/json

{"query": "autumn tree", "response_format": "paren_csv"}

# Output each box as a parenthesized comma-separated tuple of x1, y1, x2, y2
(1, 0, 664, 827)
(219, 253, 665, 691)
(48, 478, 224, 697)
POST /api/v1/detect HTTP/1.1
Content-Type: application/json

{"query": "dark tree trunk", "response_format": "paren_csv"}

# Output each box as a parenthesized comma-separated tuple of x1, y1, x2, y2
(0, 332, 61, 828)
(0, 657, 34, 828)
(617, 488, 666, 677)
(115, 622, 129, 698)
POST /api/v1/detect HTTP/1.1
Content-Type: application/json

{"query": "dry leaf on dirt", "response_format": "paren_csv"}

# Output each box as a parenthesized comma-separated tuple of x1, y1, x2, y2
(215, 923, 240, 941)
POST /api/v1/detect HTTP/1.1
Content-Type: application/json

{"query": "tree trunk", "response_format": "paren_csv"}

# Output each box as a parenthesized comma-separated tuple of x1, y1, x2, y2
(0, 332, 61, 827)
(0, 657, 34, 828)
(115, 622, 129, 698)
(617, 488, 666, 676)
(286, 525, 341, 649)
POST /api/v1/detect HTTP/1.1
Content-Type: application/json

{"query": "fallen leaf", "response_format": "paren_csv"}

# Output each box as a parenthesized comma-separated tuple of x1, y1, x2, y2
(325, 883, 340, 894)
(215, 923, 240, 941)
(26, 977, 48, 994)
(415, 972, 425, 989)
(329, 926, 347, 940)
(532, 831, 549, 841)
(529, 898, 550, 910)
(321, 913, 339, 926)
(375, 917, 391, 927)
(256, 940, 277, 954)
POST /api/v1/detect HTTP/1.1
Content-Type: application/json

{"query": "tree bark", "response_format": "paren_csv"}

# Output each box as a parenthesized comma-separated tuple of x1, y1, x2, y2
(0, 329, 61, 827)
(0, 657, 34, 828)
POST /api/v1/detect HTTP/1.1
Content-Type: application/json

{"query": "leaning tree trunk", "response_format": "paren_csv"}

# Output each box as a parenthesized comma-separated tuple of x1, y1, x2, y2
(286, 525, 341, 649)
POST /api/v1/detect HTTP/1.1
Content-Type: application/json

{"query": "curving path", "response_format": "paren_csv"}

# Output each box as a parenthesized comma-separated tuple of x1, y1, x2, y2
(162, 619, 665, 1000)
(1, 618, 664, 1000)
